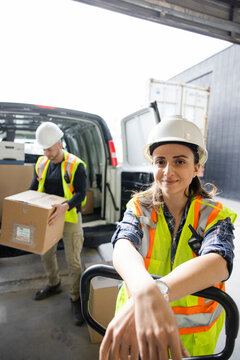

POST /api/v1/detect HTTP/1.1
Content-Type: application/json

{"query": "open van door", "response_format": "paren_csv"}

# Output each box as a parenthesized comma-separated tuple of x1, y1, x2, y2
(119, 104, 159, 219)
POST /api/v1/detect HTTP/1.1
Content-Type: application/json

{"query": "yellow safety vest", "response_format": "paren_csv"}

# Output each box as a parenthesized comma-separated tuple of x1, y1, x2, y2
(35, 150, 87, 223)
(116, 195, 237, 356)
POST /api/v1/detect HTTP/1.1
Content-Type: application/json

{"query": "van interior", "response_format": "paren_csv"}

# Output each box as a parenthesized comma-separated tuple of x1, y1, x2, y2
(0, 104, 118, 256)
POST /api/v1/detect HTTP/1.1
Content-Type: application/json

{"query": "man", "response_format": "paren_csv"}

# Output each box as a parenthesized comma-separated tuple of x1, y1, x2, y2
(30, 121, 87, 326)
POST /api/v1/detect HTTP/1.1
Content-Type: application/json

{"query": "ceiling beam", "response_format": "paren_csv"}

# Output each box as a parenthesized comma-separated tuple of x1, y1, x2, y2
(73, 0, 240, 44)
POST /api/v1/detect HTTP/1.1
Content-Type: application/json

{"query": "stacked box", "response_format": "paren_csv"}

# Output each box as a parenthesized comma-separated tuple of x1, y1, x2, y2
(84, 262, 121, 343)
(0, 164, 34, 220)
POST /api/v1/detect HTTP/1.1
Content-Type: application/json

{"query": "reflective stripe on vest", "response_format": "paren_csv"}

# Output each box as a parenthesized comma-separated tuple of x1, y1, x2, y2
(64, 152, 78, 193)
(119, 195, 237, 355)
(36, 150, 87, 223)
(36, 156, 49, 181)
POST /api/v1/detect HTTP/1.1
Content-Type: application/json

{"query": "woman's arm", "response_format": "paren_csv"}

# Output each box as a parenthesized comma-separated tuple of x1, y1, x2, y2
(113, 239, 228, 302)
(101, 240, 228, 360)
(113, 239, 155, 296)
(162, 253, 228, 302)
(100, 239, 187, 360)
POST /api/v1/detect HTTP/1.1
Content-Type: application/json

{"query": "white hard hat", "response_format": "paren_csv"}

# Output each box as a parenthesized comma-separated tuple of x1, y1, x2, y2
(143, 115, 208, 166)
(36, 122, 64, 149)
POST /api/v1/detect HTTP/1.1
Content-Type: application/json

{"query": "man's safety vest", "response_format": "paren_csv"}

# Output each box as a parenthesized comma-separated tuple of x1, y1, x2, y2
(116, 195, 237, 356)
(35, 150, 87, 223)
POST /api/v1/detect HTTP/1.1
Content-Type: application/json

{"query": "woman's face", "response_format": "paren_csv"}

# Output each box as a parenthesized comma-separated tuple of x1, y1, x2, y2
(152, 143, 200, 198)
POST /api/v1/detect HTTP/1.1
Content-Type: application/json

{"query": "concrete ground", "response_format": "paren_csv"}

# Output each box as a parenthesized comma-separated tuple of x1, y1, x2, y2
(0, 246, 107, 360)
(0, 196, 239, 360)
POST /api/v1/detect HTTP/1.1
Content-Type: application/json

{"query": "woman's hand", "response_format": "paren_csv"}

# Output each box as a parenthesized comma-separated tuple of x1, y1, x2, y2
(99, 284, 189, 360)
(134, 283, 189, 360)
(99, 297, 139, 360)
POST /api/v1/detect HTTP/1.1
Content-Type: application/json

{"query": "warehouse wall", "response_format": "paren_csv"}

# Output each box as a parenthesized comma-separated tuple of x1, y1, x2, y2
(170, 44, 240, 200)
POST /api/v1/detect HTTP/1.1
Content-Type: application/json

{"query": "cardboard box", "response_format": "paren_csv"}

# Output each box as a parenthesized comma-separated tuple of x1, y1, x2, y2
(0, 141, 25, 163)
(0, 190, 66, 255)
(84, 262, 121, 343)
(82, 190, 94, 215)
(0, 164, 34, 221)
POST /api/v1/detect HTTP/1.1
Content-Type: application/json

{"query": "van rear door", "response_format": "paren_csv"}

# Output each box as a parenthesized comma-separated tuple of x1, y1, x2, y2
(120, 105, 159, 219)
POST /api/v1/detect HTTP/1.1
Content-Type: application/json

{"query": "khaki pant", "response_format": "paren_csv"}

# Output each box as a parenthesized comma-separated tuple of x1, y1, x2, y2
(41, 212, 84, 301)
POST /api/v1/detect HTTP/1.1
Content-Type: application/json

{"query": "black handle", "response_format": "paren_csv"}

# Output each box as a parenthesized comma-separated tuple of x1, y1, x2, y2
(80, 264, 239, 360)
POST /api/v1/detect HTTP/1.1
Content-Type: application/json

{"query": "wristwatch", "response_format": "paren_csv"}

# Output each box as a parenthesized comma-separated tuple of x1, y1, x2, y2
(155, 279, 169, 302)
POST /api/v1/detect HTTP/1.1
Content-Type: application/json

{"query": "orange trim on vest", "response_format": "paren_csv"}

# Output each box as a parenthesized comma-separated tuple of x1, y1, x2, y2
(64, 153, 70, 174)
(198, 296, 205, 306)
(134, 197, 141, 217)
(69, 158, 77, 185)
(198, 281, 225, 306)
(144, 207, 157, 271)
(215, 282, 225, 291)
(193, 196, 202, 230)
(179, 316, 220, 336)
(36, 157, 49, 191)
(69, 158, 75, 177)
(205, 202, 223, 229)
(172, 300, 219, 316)
(36, 157, 48, 177)
(192, 197, 224, 307)
(152, 207, 157, 223)
(144, 257, 150, 269)
(145, 224, 155, 267)
(63, 153, 77, 193)
(173, 281, 225, 315)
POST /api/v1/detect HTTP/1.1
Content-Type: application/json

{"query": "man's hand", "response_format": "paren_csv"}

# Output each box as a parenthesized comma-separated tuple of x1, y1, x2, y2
(48, 203, 69, 225)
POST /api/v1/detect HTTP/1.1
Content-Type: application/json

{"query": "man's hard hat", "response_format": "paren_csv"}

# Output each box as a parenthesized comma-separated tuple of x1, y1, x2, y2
(36, 122, 64, 149)
(143, 115, 208, 166)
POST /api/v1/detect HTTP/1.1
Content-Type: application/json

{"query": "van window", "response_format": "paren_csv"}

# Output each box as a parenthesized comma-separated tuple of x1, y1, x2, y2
(62, 122, 105, 192)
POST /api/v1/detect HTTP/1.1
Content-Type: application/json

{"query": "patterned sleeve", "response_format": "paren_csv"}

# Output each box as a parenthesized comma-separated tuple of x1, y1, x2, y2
(111, 209, 143, 250)
(199, 217, 235, 277)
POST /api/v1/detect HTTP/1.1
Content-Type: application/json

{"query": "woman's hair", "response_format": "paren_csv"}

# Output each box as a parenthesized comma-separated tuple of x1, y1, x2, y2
(133, 143, 217, 209)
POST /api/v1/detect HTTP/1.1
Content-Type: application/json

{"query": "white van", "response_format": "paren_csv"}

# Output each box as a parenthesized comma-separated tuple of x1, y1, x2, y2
(0, 102, 159, 255)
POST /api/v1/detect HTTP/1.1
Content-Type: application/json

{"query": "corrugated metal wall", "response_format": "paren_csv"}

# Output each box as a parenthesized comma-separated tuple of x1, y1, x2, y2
(170, 44, 240, 200)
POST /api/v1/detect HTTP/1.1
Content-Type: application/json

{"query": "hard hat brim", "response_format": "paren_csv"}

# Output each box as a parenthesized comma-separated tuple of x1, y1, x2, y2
(143, 138, 208, 166)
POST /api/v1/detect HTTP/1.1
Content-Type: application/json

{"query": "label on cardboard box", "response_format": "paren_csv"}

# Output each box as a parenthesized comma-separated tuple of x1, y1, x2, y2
(14, 224, 33, 245)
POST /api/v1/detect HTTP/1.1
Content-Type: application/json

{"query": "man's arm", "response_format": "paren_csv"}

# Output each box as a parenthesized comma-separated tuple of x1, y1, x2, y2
(29, 169, 38, 190)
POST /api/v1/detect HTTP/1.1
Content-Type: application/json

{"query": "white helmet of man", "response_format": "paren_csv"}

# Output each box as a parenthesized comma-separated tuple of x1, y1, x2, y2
(36, 122, 64, 149)
(143, 115, 208, 166)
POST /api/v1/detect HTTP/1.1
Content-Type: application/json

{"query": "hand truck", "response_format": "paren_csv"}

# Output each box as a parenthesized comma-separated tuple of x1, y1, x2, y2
(80, 264, 239, 360)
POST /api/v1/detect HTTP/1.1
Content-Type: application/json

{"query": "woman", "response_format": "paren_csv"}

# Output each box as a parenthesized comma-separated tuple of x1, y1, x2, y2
(100, 115, 236, 360)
